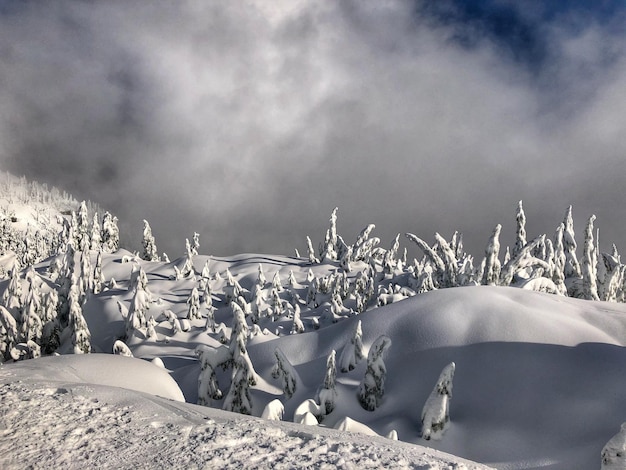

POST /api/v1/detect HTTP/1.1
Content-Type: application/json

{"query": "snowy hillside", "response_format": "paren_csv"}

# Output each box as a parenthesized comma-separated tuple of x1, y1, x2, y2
(1, 177, 626, 469)
(0, 356, 489, 470)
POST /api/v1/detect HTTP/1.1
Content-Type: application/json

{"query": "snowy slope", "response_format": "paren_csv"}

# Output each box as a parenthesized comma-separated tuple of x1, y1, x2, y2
(66, 249, 626, 470)
(0, 360, 490, 470)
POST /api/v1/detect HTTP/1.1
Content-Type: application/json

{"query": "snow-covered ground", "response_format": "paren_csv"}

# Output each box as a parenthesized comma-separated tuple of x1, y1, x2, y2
(0, 355, 489, 469)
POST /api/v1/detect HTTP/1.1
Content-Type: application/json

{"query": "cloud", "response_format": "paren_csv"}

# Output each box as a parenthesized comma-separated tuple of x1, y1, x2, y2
(0, 0, 625, 259)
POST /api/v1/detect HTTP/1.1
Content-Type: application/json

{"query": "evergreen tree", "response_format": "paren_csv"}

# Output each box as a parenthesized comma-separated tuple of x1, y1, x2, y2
(92, 251, 105, 295)
(76, 201, 90, 251)
(0, 306, 18, 361)
(223, 355, 255, 415)
(563, 206, 581, 279)
(339, 320, 365, 372)
(482, 224, 502, 286)
(69, 283, 91, 354)
(141, 220, 159, 262)
(421, 362, 456, 440)
(581, 214, 600, 300)
(290, 304, 305, 334)
(90, 212, 102, 251)
(113, 340, 133, 357)
(271, 347, 300, 399)
(318, 349, 338, 416)
(358, 335, 392, 411)
(101, 212, 120, 253)
(513, 200, 527, 258)
(186, 286, 201, 320)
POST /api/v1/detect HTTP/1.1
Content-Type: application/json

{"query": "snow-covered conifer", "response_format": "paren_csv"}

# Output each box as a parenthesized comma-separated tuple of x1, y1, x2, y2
(256, 264, 267, 288)
(358, 335, 392, 411)
(552, 224, 567, 295)
(186, 286, 201, 320)
(40, 290, 60, 354)
(318, 350, 338, 416)
(581, 214, 600, 301)
(563, 206, 581, 279)
(0, 306, 18, 361)
(421, 362, 455, 441)
(69, 285, 91, 354)
(271, 271, 283, 292)
(320, 207, 339, 262)
(405, 233, 447, 287)
(3, 262, 23, 319)
(196, 345, 231, 404)
(601, 422, 626, 469)
(125, 268, 151, 339)
(78, 250, 93, 304)
(434, 233, 458, 287)
(192, 232, 200, 256)
(141, 220, 159, 262)
(272, 347, 300, 399)
(101, 212, 120, 253)
(223, 354, 255, 415)
(90, 212, 101, 251)
(261, 400, 284, 421)
(146, 316, 157, 339)
(306, 236, 320, 264)
(290, 304, 305, 334)
(339, 320, 365, 372)
(113, 340, 133, 357)
(92, 251, 105, 295)
(482, 224, 502, 286)
(76, 201, 90, 251)
(513, 200, 527, 258)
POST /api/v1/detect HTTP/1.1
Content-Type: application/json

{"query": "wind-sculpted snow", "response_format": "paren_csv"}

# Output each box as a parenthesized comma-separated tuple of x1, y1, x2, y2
(0, 373, 491, 470)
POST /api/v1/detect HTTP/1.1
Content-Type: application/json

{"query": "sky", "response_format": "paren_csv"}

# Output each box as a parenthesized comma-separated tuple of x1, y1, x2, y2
(1, 0, 625, 258)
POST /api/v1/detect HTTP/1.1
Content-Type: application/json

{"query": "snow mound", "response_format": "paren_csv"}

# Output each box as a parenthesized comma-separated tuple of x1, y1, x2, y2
(1, 354, 185, 402)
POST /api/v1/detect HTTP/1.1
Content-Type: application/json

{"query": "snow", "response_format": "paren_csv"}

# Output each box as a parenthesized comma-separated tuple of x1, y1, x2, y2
(0, 367, 488, 470)
(2, 180, 626, 469)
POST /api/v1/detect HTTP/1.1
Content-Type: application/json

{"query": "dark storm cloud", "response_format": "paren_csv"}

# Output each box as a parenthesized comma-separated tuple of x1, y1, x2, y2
(0, 0, 625, 258)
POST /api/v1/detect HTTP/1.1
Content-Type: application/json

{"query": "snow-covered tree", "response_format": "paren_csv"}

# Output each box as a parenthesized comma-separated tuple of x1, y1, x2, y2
(223, 354, 255, 415)
(40, 290, 60, 354)
(196, 345, 231, 405)
(92, 251, 105, 295)
(513, 200, 527, 258)
(261, 400, 284, 421)
(358, 335, 392, 411)
(306, 236, 320, 264)
(421, 362, 455, 441)
(0, 306, 18, 361)
(563, 206, 581, 279)
(186, 286, 201, 320)
(581, 214, 600, 301)
(339, 320, 365, 372)
(101, 212, 120, 253)
(601, 422, 626, 470)
(320, 208, 339, 261)
(551, 224, 568, 295)
(69, 284, 91, 354)
(482, 224, 502, 286)
(318, 349, 338, 416)
(90, 212, 102, 251)
(3, 262, 23, 318)
(141, 220, 159, 262)
(125, 267, 151, 339)
(113, 340, 133, 357)
(271, 347, 300, 399)
(76, 201, 90, 251)
(290, 304, 305, 334)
